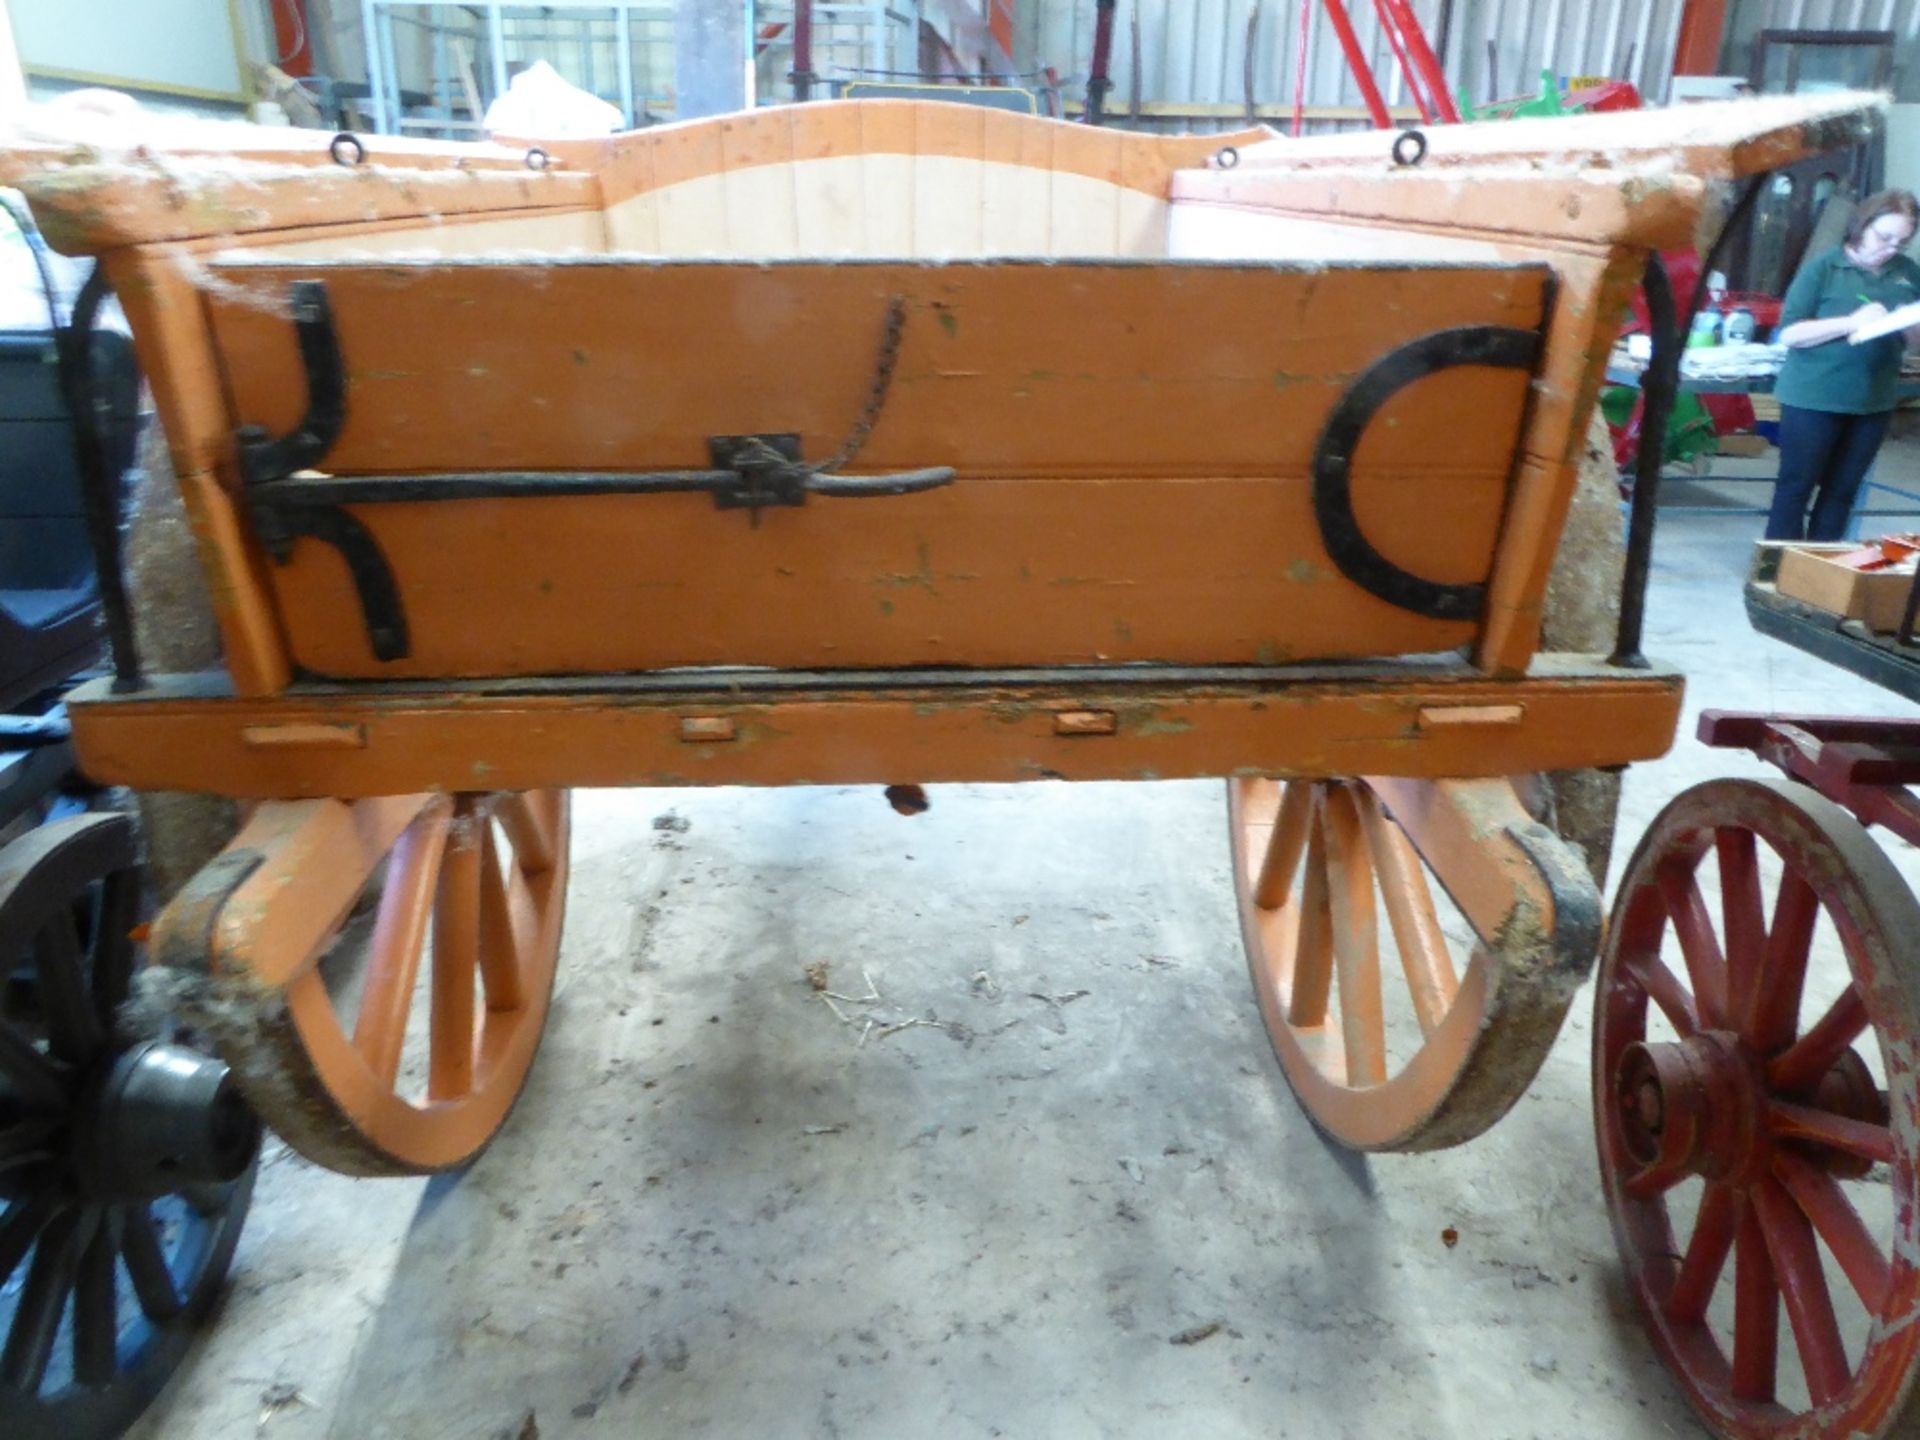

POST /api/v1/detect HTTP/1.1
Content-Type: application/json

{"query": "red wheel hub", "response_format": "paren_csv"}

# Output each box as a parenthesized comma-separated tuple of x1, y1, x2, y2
(1615, 1032, 1768, 1185)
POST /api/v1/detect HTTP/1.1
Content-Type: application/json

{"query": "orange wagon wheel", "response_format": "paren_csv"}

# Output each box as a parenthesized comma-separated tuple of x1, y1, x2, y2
(158, 790, 570, 1177)
(1596, 778, 1920, 1440)
(1228, 774, 1599, 1152)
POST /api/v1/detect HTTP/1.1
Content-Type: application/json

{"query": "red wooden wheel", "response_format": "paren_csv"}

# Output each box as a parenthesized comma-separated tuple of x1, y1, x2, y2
(1597, 778, 1920, 1440)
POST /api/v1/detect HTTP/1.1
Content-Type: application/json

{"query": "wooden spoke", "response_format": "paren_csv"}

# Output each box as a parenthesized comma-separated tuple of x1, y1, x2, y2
(119, 1202, 185, 1322)
(87, 866, 140, 1019)
(0, 1192, 56, 1281)
(1768, 1100, 1896, 1167)
(477, 823, 525, 1014)
(1774, 1151, 1891, 1314)
(0, 1205, 83, 1392)
(1624, 1160, 1691, 1200)
(72, 1211, 119, 1388)
(1665, 1183, 1738, 1324)
(1657, 861, 1727, 1030)
(34, 905, 101, 1066)
(1715, 827, 1767, 1028)
(1744, 869, 1819, 1052)
(0, 1117, 61, 1175)
(351, 803, 449, 1089)
(1355, 788, 1457, 1037)
(1766, 985, 1869, 1097)
(224, 790, 572, 1174)
(1732, 1199, 1780, 1403)
(495, 791, 557, 878)
(1231, 773, 1596, 1153)
(1255, 781, 1314, 912)
(0, 1024, 67, 1115)
(1322, 786, 1386, 1089)
(1752, 1176, 1852, 1407)
(1624, 952, 1699, 1037)
(428, 802, 482, 1103)
(1286, 814, 1335, 1029)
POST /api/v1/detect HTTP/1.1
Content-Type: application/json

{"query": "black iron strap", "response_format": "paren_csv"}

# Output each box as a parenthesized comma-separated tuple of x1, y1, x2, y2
(233, 280, 954, 663)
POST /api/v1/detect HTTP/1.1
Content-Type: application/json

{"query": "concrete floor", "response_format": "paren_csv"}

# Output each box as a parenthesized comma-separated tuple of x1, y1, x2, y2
(126, 451, 1920, 1440)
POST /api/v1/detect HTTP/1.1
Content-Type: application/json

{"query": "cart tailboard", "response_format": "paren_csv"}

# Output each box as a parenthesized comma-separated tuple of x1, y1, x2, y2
(207, 256, 1549, 678)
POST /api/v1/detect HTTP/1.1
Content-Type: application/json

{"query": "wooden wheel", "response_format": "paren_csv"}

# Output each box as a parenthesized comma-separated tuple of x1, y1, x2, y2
(0, 814, 256, 1440)
(1597, 779, 1920, 1440)
(1228, 774, 1600, 1152)
(153, 790, 570, 1177)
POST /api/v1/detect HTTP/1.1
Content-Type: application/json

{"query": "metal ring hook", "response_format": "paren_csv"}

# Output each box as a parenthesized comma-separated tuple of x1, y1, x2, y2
(329, 132, 367, 168)
(1392, 129, 1428, 167)
(1214, 145, 1240, 170)
(525, 146, 553, 172)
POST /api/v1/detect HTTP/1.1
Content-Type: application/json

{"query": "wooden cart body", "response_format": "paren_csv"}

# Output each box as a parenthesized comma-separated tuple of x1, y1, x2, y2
(8, 97, 1867, 797)
(0, 93, 1882, 1182)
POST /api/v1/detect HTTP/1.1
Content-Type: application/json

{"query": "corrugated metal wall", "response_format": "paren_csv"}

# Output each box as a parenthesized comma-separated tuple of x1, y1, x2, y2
(1018, 0, 1920, 132)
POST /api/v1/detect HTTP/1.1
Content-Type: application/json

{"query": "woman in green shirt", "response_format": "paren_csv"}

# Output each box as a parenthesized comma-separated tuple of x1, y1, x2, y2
(1768, 189, 1920, 540)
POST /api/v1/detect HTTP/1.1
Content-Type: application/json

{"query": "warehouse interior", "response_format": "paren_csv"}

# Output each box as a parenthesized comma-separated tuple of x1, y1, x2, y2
(3, 5, 1920, 1440)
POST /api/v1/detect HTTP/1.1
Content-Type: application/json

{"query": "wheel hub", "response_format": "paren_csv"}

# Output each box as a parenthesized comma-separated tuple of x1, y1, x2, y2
(1616, 1031, 1886, 1185)
(1616, 1032, 1769, 1185)
(68, 1040, 261, 1202)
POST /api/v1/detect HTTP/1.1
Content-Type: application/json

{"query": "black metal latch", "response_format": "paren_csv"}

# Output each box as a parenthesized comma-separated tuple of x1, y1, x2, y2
(708, 433, 954, 516)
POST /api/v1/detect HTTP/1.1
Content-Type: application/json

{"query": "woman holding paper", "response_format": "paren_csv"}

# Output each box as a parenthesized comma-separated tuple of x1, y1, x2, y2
(1767, 189, 1920, 540)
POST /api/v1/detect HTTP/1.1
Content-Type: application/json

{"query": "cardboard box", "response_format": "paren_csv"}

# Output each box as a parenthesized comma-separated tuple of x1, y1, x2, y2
(1774, 543, 1920, 632)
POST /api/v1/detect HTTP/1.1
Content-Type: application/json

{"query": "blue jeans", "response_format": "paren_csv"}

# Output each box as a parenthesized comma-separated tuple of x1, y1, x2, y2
(1766, 405, 1893, 541)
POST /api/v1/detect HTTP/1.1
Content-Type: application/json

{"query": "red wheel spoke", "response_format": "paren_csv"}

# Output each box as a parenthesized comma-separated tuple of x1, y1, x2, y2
(1715, 828, 1767, 1025)
(1625, 953, 1699, 1036)
(1752, 1177, 1853, 1407)
(1666, 1183, 1738, 1323)
(1775, 1151, 1892, 1314)
(1745, 869, 1819, 1052)
(1658, 862, 1728, 1029)
(1733, 1199, 1779, 1402)
(1769, 1099, 1896, 1166)
(1766, 985, 1870, 1097)
(1624, 1160, 1690, 1200)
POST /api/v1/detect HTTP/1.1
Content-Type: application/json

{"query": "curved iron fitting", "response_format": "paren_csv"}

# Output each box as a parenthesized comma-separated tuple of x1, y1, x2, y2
(250, 504, 409, 662)
(236, 280, 346, 487)
(1612, 176, 1766, 670)
(62, 264, 146, 692)
(1312, 324, 1542, 622)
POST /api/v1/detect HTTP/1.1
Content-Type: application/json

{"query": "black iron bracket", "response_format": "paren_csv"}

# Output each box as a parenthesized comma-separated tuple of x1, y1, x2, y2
(236, 280, 346, 488)
(1310, 323, 1543, 622)
(234, 282, 955, 663)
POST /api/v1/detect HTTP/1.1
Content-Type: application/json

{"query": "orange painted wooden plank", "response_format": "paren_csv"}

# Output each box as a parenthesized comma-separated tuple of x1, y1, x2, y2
(63, 658, 1685, 799)
(203, 259, 1547, 478)
(257, 471, 1505, 678)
